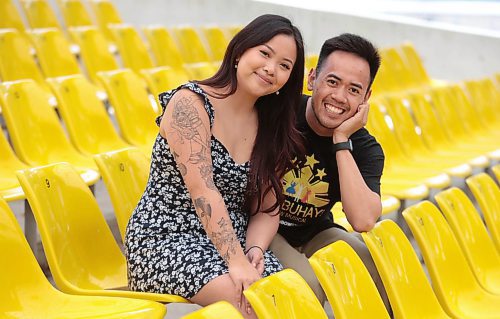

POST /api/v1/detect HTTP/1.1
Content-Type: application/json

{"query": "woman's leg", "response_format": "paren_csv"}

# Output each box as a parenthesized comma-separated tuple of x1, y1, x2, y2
(190, 273, 258, 319)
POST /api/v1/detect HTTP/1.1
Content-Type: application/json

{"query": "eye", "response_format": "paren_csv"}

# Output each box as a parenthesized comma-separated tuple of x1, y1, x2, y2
(349, 87, 361, 95)
(259, 50, 270, 57)
(326, 79, 337, 86)
(280, 63, 291, 70)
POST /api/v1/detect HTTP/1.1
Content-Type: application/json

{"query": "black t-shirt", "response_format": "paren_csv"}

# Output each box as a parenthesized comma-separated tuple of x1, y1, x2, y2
(278, 95, 385, 247)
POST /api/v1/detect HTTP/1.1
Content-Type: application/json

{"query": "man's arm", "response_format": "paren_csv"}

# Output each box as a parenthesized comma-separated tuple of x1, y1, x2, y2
(333, 103, 382, 232)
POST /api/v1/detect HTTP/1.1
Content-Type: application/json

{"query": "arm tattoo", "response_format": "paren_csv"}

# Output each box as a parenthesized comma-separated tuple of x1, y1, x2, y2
(210, 217, 239, 264)
(194, 196, 212, 224)
(171, 96, 210, 165)
(172, 151, 188, 176)
(199, 163, 216, 190)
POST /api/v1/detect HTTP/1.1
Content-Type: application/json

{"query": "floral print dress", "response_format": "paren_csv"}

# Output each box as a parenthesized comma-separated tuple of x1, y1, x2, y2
(124, 82, 283, 299)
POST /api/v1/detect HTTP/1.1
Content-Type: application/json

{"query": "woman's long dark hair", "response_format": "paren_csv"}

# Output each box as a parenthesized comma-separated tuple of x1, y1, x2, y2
(198, 14, 305, 215)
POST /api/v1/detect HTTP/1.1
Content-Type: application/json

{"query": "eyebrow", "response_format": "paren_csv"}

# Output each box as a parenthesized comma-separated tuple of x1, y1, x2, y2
(263, 44, 294, 65)
(326, 73, 363, 90)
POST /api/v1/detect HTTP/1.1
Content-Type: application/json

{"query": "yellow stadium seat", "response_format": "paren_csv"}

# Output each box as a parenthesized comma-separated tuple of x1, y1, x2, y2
(97, 69, 158, 153)
(398, 42, 432, 86)
(0, 29, 54, 102)
(0, 197, 167, 319)
(29, 28, 82, 78)
(142, 25, 186, 68)
(243, 269, 328, 319)
(383, 95, 472, 178)
(493, 164, 500, 183)
(309, 241, 390, 319)
(69, 26, 120, 84)
(172, 26, 212, 64)
(184, 62, 217, 81)
(0, 126, 27, 201)
(466, 173, 500, 252)
(17, 162, 190, 304)
(0, 0, 29, 39)
(1, 80, 99, 182)
(94, 148, 149, 241)
(47, 75, 132, 155)
(367, 99, 451, 190)
(435, 187, 500, 294)
(403, 201, 500, 318)
(362, 220, 451, 319)
(430, 86, 500, 161)
(109, 24, 155, 73)
(140, 66, 189, 97)
(58, 0, 93, 27)
(201, 25, 229, 62)
(305, 54, 319, 71)
(380, 47, 417, 90)
(181, 301, 244, 319)
(406, 92, 491, 169)
(20, 0, 61, 29)
(140, 66, 190, 112)
(463, 80, 496, 131)
(89, 0, 123, 43)
(224, 25, 242, 39)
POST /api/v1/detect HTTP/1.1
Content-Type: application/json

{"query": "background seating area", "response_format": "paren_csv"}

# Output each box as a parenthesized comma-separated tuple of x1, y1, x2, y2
(1, 0, 499, 318)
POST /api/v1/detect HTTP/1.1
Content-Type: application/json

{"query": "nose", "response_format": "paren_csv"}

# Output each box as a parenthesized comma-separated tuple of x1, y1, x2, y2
(263, 62, 276, 76)
(331, 88, 347, 104)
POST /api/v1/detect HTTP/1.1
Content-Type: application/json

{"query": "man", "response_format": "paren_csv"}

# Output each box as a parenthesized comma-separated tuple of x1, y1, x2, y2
(269, 33, 390, 311)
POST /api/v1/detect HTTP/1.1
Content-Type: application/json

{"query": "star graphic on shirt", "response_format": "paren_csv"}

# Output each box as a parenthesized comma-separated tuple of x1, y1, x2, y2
(316, 168, 326, 180)
(305, 154, 319, 169)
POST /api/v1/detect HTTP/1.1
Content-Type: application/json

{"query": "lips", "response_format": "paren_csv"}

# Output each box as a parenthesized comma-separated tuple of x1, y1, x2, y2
(325, 103, 345, 115)
(255, 72, 273, 85)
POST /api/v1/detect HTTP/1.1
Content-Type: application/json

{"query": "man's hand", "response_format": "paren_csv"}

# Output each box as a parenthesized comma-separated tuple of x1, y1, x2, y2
(333, 102, 369, 142)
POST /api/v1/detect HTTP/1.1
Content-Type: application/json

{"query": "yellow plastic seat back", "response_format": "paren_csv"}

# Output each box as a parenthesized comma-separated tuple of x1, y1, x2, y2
(20, 0, 61, 29)
(201, 25, 229, 62)
(466, 173, 500, 252)
(181, 301, 244, 319)
(243, 269, 328, 319)
(493, 164, 500, 183)
(69, 26, 120, 84)
(184, 62, 217, 81)
(361, 220, 450, 319)
(435, 187, 500, 294)
(0, 29, 52, 95)
(29, 28, 82, 78)
(403, 201, 500, 318)
(1, 80, 97, 171)
(97, 69, 159, 149)
(172, 26, 212, 63)
(59, 0, 93, 27)
(17, 162, 126, 292)
(142, 25, 186, 68)
(94, 148, 149, 241)
(0, 0, 28, 35)
(89, 0, 123, 43)
(48, 74, 131, 155)
(224, 25, 242, 39)
(398, 42, 432, 85)
(109, 24, 154, 73)
(0, 128, 28, 201)
(0, 196, 166, 318)
(309, 241, 390, 319)
(140, 66, 190, 100)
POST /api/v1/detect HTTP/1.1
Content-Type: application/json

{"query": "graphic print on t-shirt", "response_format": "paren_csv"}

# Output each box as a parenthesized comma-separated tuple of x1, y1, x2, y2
(281, 153, 330, 226)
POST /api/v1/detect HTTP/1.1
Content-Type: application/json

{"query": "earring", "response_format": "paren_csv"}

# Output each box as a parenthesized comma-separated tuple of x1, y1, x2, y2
(234, 64, 238, 69)
(276, 90, 280, 95)
(234, 59, 239, 69)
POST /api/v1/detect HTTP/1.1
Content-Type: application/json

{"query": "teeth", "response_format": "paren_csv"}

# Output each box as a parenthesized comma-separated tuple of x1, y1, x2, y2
(325, 103, 344, 114)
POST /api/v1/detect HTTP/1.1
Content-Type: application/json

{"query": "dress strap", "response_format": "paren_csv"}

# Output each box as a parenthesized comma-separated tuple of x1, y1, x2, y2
(156, 82, 215, 128)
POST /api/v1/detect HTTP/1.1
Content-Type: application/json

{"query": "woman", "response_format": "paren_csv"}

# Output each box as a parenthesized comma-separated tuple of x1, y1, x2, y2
(125, 14, 305, 318)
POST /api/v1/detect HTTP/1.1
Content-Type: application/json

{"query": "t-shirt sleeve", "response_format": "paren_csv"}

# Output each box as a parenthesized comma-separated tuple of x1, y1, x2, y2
(351, 129, 385, 195)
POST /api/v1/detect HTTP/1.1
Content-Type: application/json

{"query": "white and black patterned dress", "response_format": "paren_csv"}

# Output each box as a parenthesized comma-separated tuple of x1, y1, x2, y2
(124, 82, 283, 299)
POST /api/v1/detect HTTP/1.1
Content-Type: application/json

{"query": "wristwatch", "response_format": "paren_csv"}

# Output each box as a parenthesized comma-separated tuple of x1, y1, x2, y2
(332, 139, 353, 152)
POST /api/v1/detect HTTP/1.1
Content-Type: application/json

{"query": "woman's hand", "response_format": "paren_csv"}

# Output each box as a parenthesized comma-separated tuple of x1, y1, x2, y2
(246, 246, 265, 275)
(229, 258, 261, 315)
